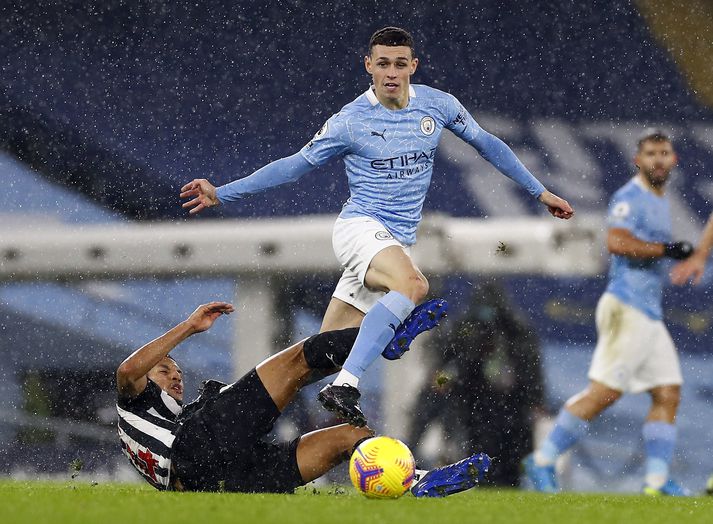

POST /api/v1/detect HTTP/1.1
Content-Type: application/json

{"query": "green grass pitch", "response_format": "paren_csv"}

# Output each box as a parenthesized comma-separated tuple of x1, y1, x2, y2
(2, 480, 713, 524)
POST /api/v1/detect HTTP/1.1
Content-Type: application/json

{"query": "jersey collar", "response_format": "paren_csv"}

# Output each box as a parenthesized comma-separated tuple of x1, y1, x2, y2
(633, 174, 666, 196)
(365, 85, 416, 106)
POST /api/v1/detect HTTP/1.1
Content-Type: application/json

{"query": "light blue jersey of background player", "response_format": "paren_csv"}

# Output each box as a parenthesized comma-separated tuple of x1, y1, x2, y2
(606, 177, 673, 320)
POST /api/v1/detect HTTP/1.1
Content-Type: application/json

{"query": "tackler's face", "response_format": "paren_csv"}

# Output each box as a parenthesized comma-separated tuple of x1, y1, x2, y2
(365, 45, 418, 109)
(635, 139, 677, 189)
(147, 357, 184, 402)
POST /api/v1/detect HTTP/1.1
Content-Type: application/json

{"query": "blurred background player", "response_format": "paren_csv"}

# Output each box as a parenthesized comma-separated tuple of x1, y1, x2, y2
(671, 212, 713, 286)
(408, 281, 545, 486)
(441, 282, 544, 487)
(524, 131, 694, 495)
(179, 26, 573, 426)
(116, 301, 489, 495)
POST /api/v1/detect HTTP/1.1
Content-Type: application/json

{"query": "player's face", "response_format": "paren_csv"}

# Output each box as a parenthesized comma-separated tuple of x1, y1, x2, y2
(364, 45, 418, 110)
(147, 357, 184, 402)
(635, 140, 677, 189)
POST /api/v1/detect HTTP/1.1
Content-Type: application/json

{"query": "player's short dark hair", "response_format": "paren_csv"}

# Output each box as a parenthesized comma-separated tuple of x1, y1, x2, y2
(368, 27, 415, 56)
(637, 129, 672, 151)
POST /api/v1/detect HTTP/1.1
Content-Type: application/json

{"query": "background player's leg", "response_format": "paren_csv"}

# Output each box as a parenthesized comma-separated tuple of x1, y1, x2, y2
(320, 297, 364, 332)
(565, 380, 622, 421)
(642, 385, 680, 491)
(295, 424, 374, 483)
(526, 380, 620, 491)
(646, 384, 680, 423)
(537, 380, 620, 462)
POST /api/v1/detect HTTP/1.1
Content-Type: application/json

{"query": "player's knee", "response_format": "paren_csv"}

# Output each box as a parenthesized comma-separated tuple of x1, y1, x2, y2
(600, 390, 621, 408)
(414, 275, 429, 302)
(384, 270, 428, 303)
(400, 273, 428, 303)
(586, 384, 620, 409)
(303, 328, 359, 370)
(652, 387, 680, 409)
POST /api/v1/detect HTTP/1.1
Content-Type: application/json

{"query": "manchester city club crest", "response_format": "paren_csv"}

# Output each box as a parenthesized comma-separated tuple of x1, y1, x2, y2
(612, 201, 630, 219)
(420, 116, 435, 136)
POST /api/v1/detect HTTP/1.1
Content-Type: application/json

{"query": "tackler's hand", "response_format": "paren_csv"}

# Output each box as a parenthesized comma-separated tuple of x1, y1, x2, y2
(185, 302, 235, 334)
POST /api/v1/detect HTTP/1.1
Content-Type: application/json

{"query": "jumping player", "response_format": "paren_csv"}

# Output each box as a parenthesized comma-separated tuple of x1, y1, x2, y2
(116, 301, 490, 495)
(524, 131, 693, 495)
(179, 27, 574, 425)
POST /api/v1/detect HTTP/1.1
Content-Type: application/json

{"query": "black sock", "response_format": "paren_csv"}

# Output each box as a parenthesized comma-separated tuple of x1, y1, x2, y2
(302, 328, 359, 370)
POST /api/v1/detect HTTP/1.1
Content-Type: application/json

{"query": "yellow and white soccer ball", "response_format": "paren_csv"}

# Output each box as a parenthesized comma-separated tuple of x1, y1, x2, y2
(349, 436, 416, 499)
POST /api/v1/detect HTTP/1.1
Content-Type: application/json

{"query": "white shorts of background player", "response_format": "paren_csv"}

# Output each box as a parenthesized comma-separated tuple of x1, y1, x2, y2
(588, 292, 683, 394)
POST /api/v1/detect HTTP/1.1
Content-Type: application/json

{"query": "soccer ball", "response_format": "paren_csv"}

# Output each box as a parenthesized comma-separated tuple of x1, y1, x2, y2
(349, 436, 416, 499)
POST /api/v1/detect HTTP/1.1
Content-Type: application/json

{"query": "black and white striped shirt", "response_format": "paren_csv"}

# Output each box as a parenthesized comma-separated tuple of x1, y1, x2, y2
(117, 379, 183, 490)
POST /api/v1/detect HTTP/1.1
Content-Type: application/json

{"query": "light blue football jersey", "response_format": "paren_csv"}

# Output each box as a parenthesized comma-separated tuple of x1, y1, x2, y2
(605, 177, 673, 320)
(300, 84, 542, 245)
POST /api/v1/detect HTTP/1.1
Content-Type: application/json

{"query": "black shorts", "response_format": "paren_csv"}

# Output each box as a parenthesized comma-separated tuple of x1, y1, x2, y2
(171, 369, 304, 493)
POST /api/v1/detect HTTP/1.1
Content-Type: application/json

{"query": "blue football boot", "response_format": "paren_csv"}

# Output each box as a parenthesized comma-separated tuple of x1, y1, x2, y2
(383, 298, 448, 360)
(411, 452, 491, 498)
(523, 453, 558, 493)
(643, 478, 690, 496)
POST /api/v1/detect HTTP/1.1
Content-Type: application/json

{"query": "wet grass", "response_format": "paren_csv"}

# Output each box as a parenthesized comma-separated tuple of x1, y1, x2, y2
(2, 480, 713, 524)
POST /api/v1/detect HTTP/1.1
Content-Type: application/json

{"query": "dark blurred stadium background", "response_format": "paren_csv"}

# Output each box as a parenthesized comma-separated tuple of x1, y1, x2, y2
(0, 0, 711, 491)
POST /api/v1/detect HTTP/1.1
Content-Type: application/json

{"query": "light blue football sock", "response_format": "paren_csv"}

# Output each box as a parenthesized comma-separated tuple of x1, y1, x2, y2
(643, 421, 677, 489)
(336, 291, 415, 386)
(535, 409, 589, 466)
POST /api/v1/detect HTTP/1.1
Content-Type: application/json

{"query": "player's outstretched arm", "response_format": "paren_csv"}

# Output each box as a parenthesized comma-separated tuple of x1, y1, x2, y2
(456, 122, 574, 220)
(180, 153, 316, 214)
(538, 190, 574, 220)
(180, 179, 220, 215)
(116, 302, 234, 398)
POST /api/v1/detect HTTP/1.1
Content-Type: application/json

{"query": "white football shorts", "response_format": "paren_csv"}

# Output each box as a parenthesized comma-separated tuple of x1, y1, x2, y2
(331, 216, 409, 314)
(588, 292, 683, 393)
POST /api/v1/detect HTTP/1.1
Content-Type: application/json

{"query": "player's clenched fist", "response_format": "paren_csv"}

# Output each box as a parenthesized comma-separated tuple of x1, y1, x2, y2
(180, 179, 220, 214)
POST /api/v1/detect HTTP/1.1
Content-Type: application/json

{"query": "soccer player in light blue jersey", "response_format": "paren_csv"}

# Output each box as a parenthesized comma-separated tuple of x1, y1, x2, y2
(524, 131, 694, 496)
(180, 27, 574, 426)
